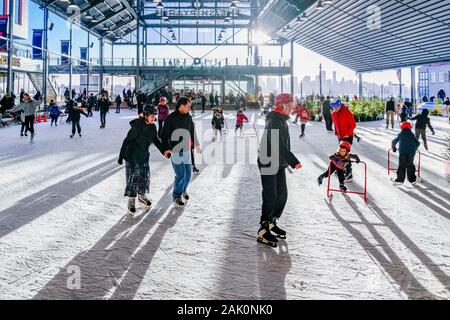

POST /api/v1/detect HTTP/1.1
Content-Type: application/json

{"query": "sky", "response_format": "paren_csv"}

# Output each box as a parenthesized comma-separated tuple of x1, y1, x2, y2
(20, 0, 413, 88)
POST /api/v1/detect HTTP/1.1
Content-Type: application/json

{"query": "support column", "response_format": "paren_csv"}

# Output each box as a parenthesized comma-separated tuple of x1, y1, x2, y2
(69, 19, 73, 98)
(136, 16, 141, 89)
(43, 4, 49, 108)
(221, 76, 226, 105)
(410, 67, 416, 104)
(111, 43, 114, 94)
(280, 45, 283, 93)
(290, 41, 294, 98)
(358, 72, 363, 98)
(99, 38, 104, 93)
(6, 0, 15, 94)
(319, 63, 323, 96)
(254, 43, 259, 97)
(87, 32, 90, 95)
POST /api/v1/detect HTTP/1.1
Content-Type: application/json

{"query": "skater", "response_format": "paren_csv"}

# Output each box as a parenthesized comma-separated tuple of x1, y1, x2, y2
(68, 102, 88, 138)
(444, 97, 450, 122)
(9, 93, 42, 142)
(408, 109, 435, 151)
(235, 109, 248, 137)
(49, 100, 60, 126)
(392, 121, 420, 185)
(157, 97, 170, 138)
(98, 94, 110, 128)
(295, 102, 310, 138)
(399, 103, 408, 123)
(331, 99, 356, 182)
(257, 93, 302, 248)
(211, 109, 224, 142)
(317, 141, 360, 191)
(118, 105, 165, 214)
(115, 94, 122, 113)
(161, 97, 201, 208)
(201, 93, 207, 113)
(385, 96, 395, 129)
(209, 92, 215, 108)
(321, 96, 333, 132)
(87, 93, 96, 117)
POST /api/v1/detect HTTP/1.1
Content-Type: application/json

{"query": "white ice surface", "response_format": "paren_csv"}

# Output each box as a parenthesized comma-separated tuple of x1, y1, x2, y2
(0, 109, 449, 300)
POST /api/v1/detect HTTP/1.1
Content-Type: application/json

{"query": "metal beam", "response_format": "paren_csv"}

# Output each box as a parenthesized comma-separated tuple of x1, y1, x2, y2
(6, 0, 14, 94)
(143, 23, 249, 29)
(142, 13, 251, 20)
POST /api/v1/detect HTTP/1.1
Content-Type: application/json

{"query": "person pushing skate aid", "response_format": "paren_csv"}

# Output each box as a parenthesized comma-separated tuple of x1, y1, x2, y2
(257, 93, 302, 248)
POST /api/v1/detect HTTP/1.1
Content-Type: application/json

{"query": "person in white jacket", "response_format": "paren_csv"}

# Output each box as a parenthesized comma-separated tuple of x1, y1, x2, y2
(10, 93, 43, 141)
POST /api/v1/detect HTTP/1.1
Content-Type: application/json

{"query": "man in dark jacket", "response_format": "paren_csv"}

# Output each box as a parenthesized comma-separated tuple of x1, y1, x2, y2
(409, 109, 435, 150)
(392, 121, 420, 185)
(161, 97, 201, 208)
(137, 90, 147, 115)
(321, 96, 333, 131)
(257, 93, 302, 248)
(115, 94, 122, 113)
(118, 105, 164, 214)
(385, 97, 396, 129)
(98, 94, 110, 128)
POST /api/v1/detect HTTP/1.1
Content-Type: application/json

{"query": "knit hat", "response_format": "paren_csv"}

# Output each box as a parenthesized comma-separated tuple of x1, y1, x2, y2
(275, 93, 293, 107)
(339, 141, 352, 152)
(330, 99, 343, 108)
(143, 105, 157, 116)
(400, 121, 412, 130)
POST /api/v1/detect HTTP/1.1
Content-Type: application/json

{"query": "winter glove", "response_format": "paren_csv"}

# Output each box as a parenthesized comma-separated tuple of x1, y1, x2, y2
(392, 146, 397, 153)
(353, 155, 361, 163)
(432, 131, 435, 135)
(118, 158, 123, 165)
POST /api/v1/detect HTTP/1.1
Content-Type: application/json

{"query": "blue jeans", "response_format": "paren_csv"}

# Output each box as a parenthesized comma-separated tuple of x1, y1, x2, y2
(171, 152, 192, 199)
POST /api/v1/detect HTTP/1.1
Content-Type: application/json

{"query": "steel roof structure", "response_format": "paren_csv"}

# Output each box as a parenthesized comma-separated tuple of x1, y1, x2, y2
(269, 0, 450, 72)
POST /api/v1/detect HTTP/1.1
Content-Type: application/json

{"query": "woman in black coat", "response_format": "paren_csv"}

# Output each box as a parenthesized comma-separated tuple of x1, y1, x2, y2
(118, 105, 165, 214)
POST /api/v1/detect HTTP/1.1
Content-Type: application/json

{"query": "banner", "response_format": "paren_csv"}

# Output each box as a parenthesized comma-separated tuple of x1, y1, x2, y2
(80, 47, 87, 66)
(0, 16, 8, 52)
(32, 29, 44, 60)
(61, 40, 70, 64)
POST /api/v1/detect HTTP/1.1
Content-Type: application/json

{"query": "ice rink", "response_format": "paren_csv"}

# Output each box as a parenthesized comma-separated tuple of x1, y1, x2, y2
(0, 109, 449, 300)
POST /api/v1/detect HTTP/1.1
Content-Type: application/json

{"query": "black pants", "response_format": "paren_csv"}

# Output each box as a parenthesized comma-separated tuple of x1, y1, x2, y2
(397, 153, 416, 183)
(415, 129, 427, 149)
(20, 120, 27, 134)
(158, 119, 164, 138)
(301, 123, 306, 135)
(137, 103, 144, 115)
(202, 103, 205, 112)
(25, 115, 35, 135)
(260, 167, 287, 223)
(50, 115, 58, 126)
(191, 148, 196, 167)
(116, 103, 121, 113)
(100, 112, 107, 127)
(324, 113, 333, 131)
(72, 119, 81, 135)
(87, 107, 93, 116)
(322, 162, 345, 184)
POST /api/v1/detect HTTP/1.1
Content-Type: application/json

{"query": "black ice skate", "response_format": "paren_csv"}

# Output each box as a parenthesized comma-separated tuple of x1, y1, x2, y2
(192, 166, 200, 174)
(70, 134, 74, 138)
(138, 195, 152, 208)
(173, 197, 186, 208)
(182, 192, 189, 202)
(339, 184, 347, 191)
(257, 221, 278, 248)
(317, 174, 325, 186)
(128, 197, 136, 215)
(270, 220, 286, 239)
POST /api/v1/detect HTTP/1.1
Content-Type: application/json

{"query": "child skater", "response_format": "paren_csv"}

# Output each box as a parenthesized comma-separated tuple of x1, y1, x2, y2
(49, 100, 61, 127)
(235, 109, 249, 138)
(408, 109, 435, 151)
(211, 109, 224, 142)
(296, 102, 311, 138)
(69, 102, 89, 138)
(317, 141, 360, 191)
(391, 121, 420, 186)
(118, 105, 165, 214)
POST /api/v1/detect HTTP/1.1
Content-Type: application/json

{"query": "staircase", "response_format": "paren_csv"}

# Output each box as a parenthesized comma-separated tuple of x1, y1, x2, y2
(27, 73, 59, 100)
(140, 70, 186, 96)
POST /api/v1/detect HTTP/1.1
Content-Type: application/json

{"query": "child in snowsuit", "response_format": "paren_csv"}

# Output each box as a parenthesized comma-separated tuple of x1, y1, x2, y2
(211, 109, 224, 142)
(392, 121, 420, 185)
(49, 100, 60, 126)
(69, 103, 88, 138)
(235, 109, 248, 137)
(118, 105, 164, 214)
(408, 109, 435, 151)
(317, 141, 360, 191)
(295, 103, 311, 138)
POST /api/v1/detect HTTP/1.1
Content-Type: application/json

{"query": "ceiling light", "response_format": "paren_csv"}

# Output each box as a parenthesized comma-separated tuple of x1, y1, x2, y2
(316, 1, 325, 10)
(323, 0, 333, 4)
(230, 3, 237, 10)
(156, 2, 164, 10)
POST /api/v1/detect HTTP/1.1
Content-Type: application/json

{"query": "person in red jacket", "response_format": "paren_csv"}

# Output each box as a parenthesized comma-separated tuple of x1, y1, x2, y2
(295, 102, 311, 138)
(235, 109, 249, 137)
(331, 99, 357, 181)
(157, 97, 170, 138)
